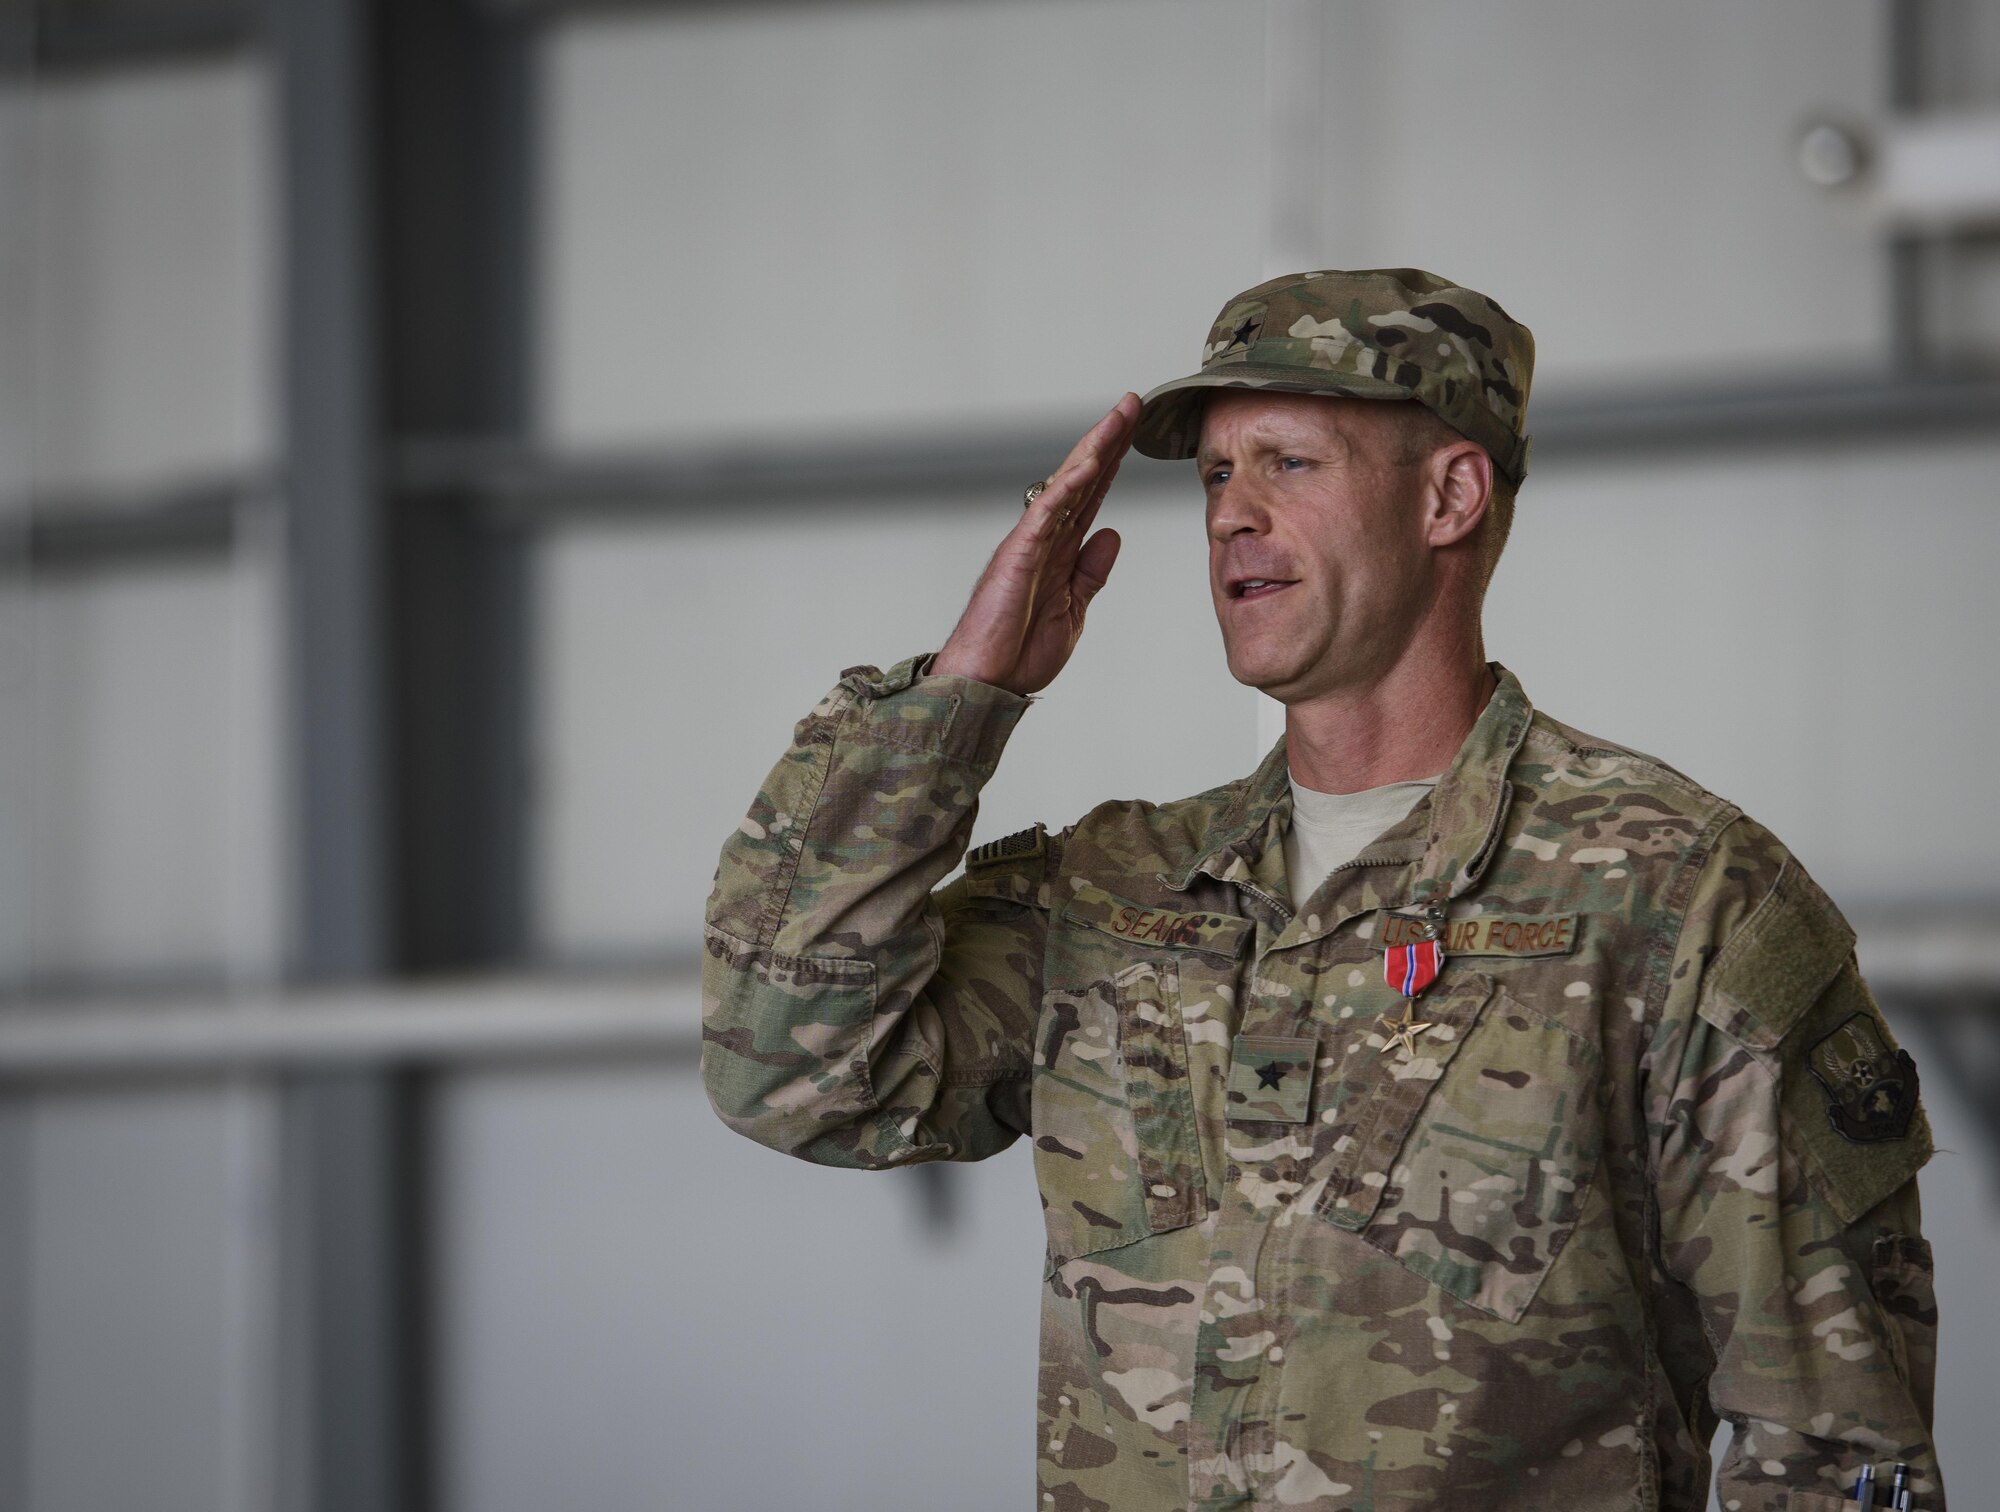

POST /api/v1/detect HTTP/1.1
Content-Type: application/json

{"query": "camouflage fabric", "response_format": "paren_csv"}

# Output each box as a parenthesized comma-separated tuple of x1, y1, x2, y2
(703, 659, 1942, 1511)
(1132, 268, 1535, 485)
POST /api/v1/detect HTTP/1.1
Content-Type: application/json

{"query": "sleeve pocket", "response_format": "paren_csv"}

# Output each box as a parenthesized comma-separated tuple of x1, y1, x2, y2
(701, 928, 915, 1165)
(1872, 1231, 1938, 1424)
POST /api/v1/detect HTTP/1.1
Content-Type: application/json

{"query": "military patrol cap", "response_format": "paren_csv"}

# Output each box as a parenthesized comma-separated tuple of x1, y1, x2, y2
(1133, 267, 1536, 485)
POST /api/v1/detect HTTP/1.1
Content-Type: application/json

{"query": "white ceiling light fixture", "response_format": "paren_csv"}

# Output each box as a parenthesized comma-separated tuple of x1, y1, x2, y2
(1799, 111, 2000, 232)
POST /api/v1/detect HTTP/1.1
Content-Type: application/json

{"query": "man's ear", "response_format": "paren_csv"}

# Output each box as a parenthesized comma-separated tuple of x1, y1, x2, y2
(1424, 442, 1492, 549)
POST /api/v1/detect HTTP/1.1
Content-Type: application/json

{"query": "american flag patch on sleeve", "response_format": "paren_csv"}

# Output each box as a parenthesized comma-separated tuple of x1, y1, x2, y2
(967, 824, 1045, 869)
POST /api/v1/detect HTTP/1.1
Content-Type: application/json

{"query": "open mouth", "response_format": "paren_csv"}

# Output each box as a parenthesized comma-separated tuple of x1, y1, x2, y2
(1229, 577, 1296, 601)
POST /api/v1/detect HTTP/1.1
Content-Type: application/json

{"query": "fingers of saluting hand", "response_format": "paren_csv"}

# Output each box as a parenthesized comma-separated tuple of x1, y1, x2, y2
(1053, 392, 1142, 478)
(1068, 393, 1141, 544)
(1022, 452, 1099, 548)
(1027, 394, 1142, 549)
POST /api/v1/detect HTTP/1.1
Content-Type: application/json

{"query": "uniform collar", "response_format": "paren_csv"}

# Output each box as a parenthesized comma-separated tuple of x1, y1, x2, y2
(1157, 732, 1292, 905)
(1412, 663, 1535, 905)
(1163, 664, 1535, 918)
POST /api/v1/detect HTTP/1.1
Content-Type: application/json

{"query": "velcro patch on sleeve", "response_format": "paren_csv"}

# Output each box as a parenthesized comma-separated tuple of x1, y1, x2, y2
(967, 824, 1045, 870)
(1702, 860, 1856, 1052)
(1064, 882, 1250, 960)
(1378, 910, 1578, 958)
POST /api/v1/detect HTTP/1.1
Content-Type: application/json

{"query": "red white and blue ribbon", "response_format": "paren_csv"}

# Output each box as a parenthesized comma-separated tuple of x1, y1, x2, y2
(1385, 937, 1443, 998)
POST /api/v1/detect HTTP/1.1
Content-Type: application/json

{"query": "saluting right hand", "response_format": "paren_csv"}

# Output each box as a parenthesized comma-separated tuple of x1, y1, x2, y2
(930, 394, 1141, 697)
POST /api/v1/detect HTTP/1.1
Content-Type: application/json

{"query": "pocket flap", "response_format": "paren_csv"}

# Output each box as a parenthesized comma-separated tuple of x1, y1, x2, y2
(1032, 959, 1207, 1275)
(1317, 976, 1496, 1230)
(1362, 987, 1605, 1321)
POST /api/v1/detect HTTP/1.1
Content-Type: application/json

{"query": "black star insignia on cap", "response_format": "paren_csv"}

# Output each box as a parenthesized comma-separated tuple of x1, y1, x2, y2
(1256, 1061, 1287, 1089)
(1227, 315, 1262, 350)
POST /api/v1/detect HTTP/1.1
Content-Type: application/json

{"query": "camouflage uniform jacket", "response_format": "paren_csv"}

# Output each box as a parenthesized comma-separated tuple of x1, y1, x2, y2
(702, 657, 1942, 1512)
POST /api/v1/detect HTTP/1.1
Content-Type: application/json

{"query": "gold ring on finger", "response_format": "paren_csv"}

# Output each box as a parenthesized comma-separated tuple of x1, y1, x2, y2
(1023, 480, 1049, 508)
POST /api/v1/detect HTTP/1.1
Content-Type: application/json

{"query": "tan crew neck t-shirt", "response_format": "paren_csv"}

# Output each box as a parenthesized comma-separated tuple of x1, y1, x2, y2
(1282, 775, 1439, 909)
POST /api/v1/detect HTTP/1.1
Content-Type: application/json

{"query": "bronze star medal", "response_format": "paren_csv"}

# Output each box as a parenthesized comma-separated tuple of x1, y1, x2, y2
(1378, 1004, 1432, 1058)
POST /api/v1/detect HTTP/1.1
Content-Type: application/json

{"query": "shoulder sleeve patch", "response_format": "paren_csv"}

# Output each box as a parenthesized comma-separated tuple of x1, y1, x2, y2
(1701, 860, 1856, 1052)
(967, 824, 1045, 870)
(1780, 963, 1932, 1224)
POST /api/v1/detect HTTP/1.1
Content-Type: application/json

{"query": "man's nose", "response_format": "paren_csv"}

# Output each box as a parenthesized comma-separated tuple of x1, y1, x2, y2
(1206, 479, 1270, 542)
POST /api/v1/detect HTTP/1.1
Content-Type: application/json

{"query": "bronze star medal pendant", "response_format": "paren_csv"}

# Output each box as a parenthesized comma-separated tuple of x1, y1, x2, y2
(1379, 897, 1446, 1057)
(1378, 1003, 1433, 1058)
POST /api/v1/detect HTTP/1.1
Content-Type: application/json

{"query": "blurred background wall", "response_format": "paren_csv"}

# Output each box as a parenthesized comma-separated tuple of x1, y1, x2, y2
(3, 2, 1998, 1509)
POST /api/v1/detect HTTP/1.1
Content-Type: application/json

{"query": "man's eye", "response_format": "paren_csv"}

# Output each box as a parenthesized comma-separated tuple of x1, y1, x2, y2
(1279, 456, 1307, 471)
(1205, 467, 1231, 487)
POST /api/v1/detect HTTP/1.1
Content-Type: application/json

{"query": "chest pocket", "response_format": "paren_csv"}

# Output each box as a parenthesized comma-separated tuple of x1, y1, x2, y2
(1317, 975, 1604, 1322)
(1033, 885, 1247, 1273)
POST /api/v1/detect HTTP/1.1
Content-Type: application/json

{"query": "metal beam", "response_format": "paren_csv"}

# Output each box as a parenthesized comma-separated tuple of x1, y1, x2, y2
(12, 368, 2000, 569)
(1887, 0, 1934, 370)
(398, 421, 1187, 519)
(23, 0, 254, 72)
(1859, 913, 2000, 994)
(0, 475, 256, 573)
(401, 370, 2000, 521)
(380, 0, 536, 973)
(0, 916, 1993, 1079)
(273, 1068, 422, 1512)
(0, 970, 703, 1077)
(275, 0, 388, 983)
(1523, 368, 2000, 463)
(16, 0, 952, 74)
(269, 4, 412, 1512)
(477, 0, 942, 18)
(0, 1098, 25, 1512)
(1896, 1000, 2000, 1189)
(0, 6, 33, 1500)
(270, 2, 543, 1506)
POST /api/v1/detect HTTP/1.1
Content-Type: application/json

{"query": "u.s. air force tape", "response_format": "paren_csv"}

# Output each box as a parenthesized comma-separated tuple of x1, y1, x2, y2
(967, 824, 1045, 869)
(1378, 910, 1579, 958)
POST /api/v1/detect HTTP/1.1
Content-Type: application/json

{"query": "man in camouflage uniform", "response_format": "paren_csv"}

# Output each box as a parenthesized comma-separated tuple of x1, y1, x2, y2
(701, 269, 1943, 1511)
